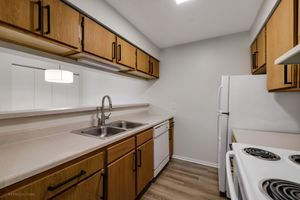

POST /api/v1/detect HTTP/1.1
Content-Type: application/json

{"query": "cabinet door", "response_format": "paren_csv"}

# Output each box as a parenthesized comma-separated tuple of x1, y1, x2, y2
(83, 17, 116, 62)
(251, 41, 257, 72)
(42, 0, 80, 49)
(257, 27, 266, 69)
(150, 57, 160, 78)
(52, 170, 104, 200)
(137, 139, 153, 195)
(116, 37, 136, 69)
(266, 0, 297, 90)
(137, 49, 150, 73)
(107, 150, 136, 200)
(298, 0, 300, 43)
(0, 0, 41, 34)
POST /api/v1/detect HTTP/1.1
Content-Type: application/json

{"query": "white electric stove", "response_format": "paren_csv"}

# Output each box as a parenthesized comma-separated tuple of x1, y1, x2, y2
(226, 143, 300, 200)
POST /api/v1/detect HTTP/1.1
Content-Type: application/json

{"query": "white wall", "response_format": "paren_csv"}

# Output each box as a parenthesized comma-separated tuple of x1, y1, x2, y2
(0, 49, 151, 111)
(250, 0, 279, 43)
(65, 0, 160, 59)
(141, 32, 251, 166)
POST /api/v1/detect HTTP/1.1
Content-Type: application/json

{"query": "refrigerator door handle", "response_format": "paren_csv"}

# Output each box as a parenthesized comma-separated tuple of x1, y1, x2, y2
(221, 112, 230, 115)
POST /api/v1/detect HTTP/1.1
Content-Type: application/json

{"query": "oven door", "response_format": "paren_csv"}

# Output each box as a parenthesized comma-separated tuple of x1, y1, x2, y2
(226, 151, 247, 200)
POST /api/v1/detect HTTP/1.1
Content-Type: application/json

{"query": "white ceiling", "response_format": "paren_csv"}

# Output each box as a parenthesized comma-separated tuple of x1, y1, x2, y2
(105, 0, 263, 48)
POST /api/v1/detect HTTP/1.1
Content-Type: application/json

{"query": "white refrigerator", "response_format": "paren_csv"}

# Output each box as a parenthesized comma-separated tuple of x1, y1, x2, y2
(217, 75, 300, 196)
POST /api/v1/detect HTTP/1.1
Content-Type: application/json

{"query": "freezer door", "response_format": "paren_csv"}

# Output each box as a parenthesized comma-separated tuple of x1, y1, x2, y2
(218, 76, 229, 113)
(217, 113, 229, 193)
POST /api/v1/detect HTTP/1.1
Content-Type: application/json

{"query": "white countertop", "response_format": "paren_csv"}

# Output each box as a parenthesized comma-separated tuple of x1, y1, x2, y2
(232, 129, 300, 151)
(0, 112, 172, 190)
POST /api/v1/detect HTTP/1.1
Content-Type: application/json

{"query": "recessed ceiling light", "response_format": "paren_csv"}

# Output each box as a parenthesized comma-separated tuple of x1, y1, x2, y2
(176, 0, 191, 5)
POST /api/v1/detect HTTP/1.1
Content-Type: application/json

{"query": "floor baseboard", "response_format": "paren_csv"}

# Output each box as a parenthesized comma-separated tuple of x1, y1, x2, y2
(172, 155, 218, 168)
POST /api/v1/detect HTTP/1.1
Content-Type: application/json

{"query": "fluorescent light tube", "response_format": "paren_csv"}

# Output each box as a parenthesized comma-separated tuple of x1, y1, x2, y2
(78, 58, 121, 72)
(176, 0, 191, 4)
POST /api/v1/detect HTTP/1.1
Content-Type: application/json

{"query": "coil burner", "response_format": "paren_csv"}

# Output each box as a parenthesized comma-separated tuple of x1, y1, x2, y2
(262, 179, 300, 200)
(244, 147, 280, 161)
(290, 155, 300, 166)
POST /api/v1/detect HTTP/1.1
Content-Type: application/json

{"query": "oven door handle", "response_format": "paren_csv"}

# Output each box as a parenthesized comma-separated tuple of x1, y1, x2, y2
(226, 151, 238, 200)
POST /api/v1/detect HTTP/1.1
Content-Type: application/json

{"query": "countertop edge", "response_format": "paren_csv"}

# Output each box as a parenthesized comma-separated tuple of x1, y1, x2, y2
(0, 103, 150, 120)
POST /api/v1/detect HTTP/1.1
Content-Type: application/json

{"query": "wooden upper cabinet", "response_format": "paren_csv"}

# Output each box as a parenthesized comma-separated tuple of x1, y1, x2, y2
(107, 150, 136, 200)
(137, 49, 150, 73)
(250, 41, 257, 72)
(137, 139, 153, 195)
(257, 27, 266, 69)
(42, 0, 80, 49)
(252, 27, 266, 74)
(150, 57, 160, 78)
(83, 16, 116, 61)
(0, 0, 41, 34)
(116, 37, 136, 69)
(266, 0, 297, 91)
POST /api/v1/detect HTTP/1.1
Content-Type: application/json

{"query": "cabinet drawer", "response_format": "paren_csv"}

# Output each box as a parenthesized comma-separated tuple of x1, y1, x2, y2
(1, 152, 104, 200)
(52, 170, 104, 200)
(136, 129, 153, 146)
(107, 137, 135, 164)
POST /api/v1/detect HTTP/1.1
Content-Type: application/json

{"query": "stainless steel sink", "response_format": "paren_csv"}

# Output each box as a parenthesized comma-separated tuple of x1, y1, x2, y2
(72, 126, 126, 139)
(109, 120, 145, 129)
(72, 120, 145, 139)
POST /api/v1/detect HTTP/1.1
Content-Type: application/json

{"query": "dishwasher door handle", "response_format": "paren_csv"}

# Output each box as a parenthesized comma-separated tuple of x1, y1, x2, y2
(226, 151, 238, 200)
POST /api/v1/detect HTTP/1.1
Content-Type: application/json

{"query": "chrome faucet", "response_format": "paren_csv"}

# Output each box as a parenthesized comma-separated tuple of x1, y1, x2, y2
(97, 95, 113, 126)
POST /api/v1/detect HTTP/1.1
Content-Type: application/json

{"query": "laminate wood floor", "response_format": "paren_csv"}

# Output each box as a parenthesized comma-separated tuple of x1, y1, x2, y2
(141, 159, 228, 200)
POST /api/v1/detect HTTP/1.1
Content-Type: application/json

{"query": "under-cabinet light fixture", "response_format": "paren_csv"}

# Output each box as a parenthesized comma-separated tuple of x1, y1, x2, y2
(176, 0, 191, 5)
(78, 58, 121, 72)
(45, 65, 74, 83)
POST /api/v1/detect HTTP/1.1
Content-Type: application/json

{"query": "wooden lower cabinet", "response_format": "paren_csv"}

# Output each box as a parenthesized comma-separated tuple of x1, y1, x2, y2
(0, 151, 104, 200)
(52, 170, 104, 200)
(137, 139, 153, 195)
(107, 150, 136, 200)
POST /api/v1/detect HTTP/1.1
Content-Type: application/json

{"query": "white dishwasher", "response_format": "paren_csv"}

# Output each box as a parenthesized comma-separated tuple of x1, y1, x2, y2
(153, 121, 170, 177)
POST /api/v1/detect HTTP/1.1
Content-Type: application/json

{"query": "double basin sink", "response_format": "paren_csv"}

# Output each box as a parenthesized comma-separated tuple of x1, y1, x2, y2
(72, 120, 145, 139)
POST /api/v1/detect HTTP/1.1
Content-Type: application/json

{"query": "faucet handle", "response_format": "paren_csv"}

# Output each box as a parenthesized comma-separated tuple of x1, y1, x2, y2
(105, 112, 111, 120)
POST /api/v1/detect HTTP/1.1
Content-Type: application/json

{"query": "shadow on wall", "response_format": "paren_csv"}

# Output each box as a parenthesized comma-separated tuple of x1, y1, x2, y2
(274, 92, 300, 131)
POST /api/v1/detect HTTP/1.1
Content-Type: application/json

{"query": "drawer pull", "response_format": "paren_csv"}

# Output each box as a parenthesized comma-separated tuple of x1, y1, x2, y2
(44, 5, 51, 34)
(138, 149, 142, 167)
(48, 170, 86, 191)
(133, 152, 136, 172)
(35, 0, 42, 31)
(100, 172, 105, 200)
(118, 44, 121, 61)
(112, 42, 116, 59)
